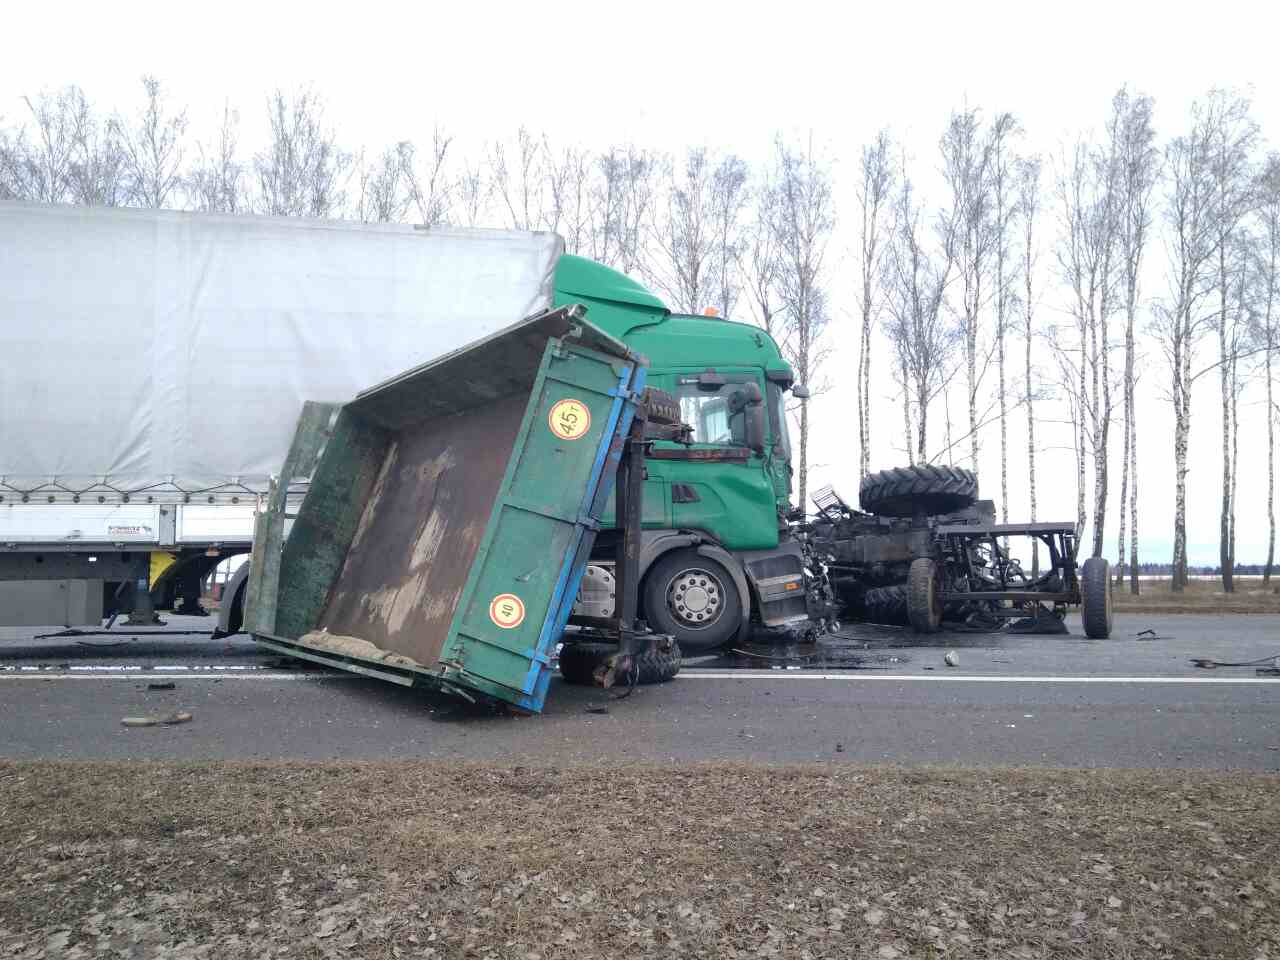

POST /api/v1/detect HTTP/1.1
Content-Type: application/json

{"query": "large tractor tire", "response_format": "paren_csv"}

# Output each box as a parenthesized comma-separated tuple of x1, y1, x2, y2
(906, 558, 943, 633)
(1080, 556, 1113, 639)
(642, 387, 682, 426)
(859, 464, 978, 517)
(558, 640, 682, 686)
(642, 549, 743, 651)
(861, 584, 909, 626)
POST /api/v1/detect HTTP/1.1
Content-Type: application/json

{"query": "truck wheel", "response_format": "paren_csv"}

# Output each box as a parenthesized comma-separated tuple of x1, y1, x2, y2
(642, 549, 743, 651)
(558, 640, 682, 686)
(859, 464, 978, 517)
(861, 584, 909, 626)
(1080, 557, 1113, 639)
(906, 558, 943, 632)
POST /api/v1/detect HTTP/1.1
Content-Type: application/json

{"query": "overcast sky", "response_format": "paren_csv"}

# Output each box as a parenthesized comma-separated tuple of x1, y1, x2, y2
(5, 0, 1278, 565)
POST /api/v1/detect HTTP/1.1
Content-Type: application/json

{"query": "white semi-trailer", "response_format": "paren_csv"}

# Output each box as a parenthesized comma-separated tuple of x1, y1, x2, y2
(0, 202, 561, 629)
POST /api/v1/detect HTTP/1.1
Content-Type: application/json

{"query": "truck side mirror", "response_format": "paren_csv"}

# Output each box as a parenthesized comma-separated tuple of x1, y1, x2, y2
(791, 384, 810, 399)
(739, 382, 766, 454)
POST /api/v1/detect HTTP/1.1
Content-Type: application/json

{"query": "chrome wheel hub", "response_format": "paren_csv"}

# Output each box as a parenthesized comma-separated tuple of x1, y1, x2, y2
(667, 568, 723, 628)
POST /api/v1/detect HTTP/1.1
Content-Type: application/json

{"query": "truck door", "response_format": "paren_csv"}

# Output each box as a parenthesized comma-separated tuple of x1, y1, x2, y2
(645, 370, 780, 551)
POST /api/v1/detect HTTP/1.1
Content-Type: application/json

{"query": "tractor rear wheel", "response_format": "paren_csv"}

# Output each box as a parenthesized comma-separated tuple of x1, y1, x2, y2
(861, 584, 909, 626)
(859, 464, 978, 517)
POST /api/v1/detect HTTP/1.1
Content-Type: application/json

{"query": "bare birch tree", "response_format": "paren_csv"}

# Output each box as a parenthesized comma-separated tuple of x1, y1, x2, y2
(254, 89, 351, 218)
(187, 103, 245, 213)
(883, 170, 959, 462)
(989, 113, 1020, 528)
(354, 142, 414, 223)
(854, 130, 895, 478)
(489, 127, 546, 231)
(940, 108, 997, 475)
(1204, 90, 1260, 592)
(709, 154, 749, 320)
(543, 143, 593, 253)
(8, 87, 88, 203)
(454, 159, 492, 228)
(1109, 89, 1159, 592)
(66, 97, 128, 207)
(770, 134, 834, 508)
(1015, 154, 1043, 573)
(648, 147, 716, 312)
(118, 75, 187, 208)
(1153, 102, 1220, 592)
(403, 129, 454, 227)
(739, 184, 784, 343)
(591, 145, 658, 275)
(1056, 132, 1120, 555)
(1254, 153, 1280, 584)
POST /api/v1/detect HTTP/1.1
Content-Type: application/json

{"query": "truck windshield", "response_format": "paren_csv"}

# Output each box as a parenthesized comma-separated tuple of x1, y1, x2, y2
(769, 383, 792, 462)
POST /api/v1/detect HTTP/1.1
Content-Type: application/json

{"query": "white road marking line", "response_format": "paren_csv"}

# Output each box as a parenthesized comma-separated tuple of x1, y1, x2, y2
(0, 672, 348, 681)
(680, 671, 1280, 684)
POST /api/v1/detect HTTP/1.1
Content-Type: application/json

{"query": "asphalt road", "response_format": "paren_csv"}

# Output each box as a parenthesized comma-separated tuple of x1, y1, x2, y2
(1, 612, 1277, 769)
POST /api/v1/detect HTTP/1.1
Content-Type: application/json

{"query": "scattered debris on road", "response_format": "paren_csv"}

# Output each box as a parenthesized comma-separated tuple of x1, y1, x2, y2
(119, 711, 192, 728)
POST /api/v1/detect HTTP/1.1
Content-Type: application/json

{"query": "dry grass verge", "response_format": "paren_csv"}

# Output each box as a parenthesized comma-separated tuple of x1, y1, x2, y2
(0, 762, 1276, 959)
(1113, 578, 1280, 615)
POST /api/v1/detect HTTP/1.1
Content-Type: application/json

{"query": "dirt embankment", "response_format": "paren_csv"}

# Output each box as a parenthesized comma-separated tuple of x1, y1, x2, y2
(1, 762, 1276, 959)
(1113, 577, 1280, 615)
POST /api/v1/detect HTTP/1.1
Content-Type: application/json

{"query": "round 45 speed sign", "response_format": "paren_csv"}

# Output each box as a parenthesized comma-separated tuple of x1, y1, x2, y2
(548, 398, 591, 441)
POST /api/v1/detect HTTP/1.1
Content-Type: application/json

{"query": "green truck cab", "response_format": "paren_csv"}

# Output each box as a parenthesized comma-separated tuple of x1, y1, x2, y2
(554, 254, 811, 650)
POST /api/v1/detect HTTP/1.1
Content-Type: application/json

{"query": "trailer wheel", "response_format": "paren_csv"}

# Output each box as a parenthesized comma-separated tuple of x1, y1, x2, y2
(642, 549, 742, 651)
(859, 464, 978, 517)
(906, 558, 943, 633)
(558, 640, 682, 686)
(1080, 557, 1113, 639)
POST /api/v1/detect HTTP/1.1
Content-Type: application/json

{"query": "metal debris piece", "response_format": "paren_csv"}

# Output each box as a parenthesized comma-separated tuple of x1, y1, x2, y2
(120, 711, 193, 728)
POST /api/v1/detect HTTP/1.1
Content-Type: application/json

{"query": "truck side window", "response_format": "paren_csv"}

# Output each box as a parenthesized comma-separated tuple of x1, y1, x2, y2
(675, 382, 750, 446)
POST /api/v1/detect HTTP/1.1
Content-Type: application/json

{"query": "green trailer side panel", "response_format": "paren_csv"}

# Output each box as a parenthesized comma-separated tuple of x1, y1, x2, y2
(440, 343, 631, 695)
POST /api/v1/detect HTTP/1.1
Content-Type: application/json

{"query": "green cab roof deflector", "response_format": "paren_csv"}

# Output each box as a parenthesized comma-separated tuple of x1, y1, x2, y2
(553, 254, 668, 339)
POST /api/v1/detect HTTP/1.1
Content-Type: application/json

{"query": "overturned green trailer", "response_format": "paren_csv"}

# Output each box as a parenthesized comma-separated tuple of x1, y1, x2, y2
(243, 306, 647, 712)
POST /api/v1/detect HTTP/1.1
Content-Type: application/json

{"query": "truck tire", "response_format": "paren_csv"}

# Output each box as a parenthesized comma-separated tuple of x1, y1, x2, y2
(558, 640, 682, 686)
(861, 584, 909, 625)
(1080, 556, 1113, 639)
(642, 387, 682, 426)
(642, 549, 743, 651)
(859, 464, 978, 517)
(907, 557, 943, 633)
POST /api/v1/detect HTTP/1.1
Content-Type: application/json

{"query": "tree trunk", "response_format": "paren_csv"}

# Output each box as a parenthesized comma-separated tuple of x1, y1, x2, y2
(1219, 269, 1233, 593)
(998, 301, 1008, 533)
(1171, 307, 1191, 593)
(1077, 335, 1087, 543)
(1116, 391, 1130, 582)
(862, 321, 872, 475)
(1268, 337, 1275, 584)
(901, 358, 914, 466)
(798, 396, 809, 512)
(1129, 385, 1139, 595)
(860, 323, 870, 478)
(1026, 301, 1038, 577)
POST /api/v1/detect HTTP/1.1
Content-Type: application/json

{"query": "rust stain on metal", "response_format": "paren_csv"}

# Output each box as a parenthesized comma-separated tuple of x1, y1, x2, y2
(318, 394, 526, 666)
